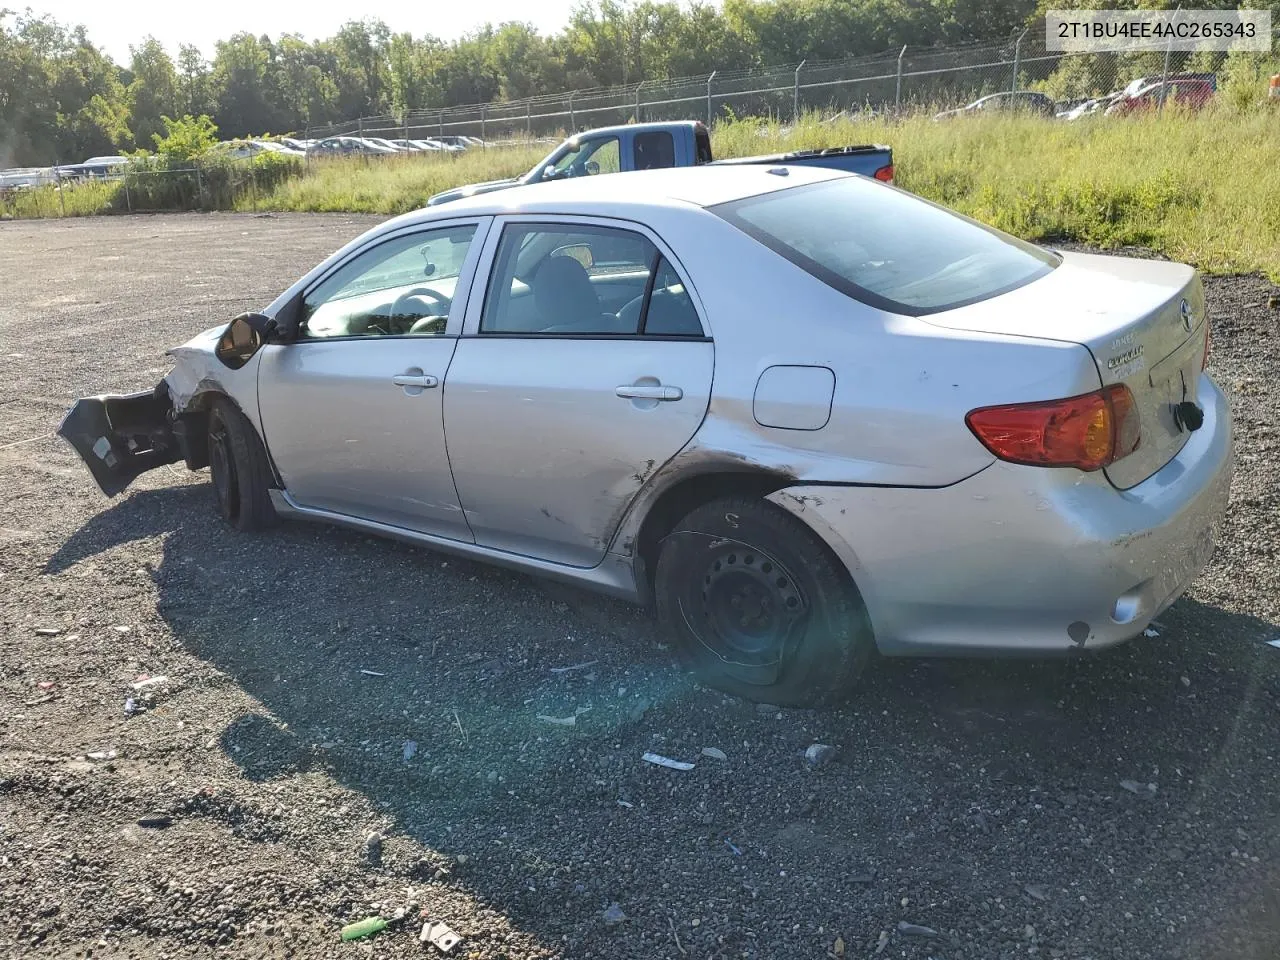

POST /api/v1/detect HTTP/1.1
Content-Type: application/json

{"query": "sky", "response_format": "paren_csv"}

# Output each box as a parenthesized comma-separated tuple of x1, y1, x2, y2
(28, 0, 582, 65)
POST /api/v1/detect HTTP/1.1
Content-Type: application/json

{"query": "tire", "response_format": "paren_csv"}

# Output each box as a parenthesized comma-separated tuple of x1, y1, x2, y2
(207, 398, 279, 532)
(653, 496, 873, 706)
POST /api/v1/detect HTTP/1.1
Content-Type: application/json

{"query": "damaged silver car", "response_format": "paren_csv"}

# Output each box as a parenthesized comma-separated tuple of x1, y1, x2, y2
(60, 166, 1233, 705)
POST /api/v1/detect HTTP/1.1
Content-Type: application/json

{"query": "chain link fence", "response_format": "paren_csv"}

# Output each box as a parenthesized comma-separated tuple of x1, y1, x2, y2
(307, 20, 1275, 143)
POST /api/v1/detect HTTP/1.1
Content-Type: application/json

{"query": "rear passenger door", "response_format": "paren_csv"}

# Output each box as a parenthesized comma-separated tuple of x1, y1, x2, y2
(442, 216, 712, 567)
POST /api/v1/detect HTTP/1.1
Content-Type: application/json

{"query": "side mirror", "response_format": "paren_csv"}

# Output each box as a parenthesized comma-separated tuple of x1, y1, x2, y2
(584, 160, 600, 175)
(215, 312, 276, 369)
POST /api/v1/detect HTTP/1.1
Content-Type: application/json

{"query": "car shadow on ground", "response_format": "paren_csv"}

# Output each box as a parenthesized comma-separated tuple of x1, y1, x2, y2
(47, 483, 1280, 958)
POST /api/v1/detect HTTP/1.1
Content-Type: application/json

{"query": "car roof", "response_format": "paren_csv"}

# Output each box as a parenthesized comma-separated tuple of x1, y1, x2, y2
(564, 120, 704, 141)
(403, 164, 848, 225)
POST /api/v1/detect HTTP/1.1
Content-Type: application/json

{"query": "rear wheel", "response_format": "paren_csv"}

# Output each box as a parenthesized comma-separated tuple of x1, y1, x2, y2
(653, 496, 873, 706)
(207, 399, 278, 532)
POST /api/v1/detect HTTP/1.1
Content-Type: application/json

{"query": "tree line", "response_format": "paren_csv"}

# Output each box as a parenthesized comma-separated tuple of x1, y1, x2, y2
(1, 0, 1040, 165)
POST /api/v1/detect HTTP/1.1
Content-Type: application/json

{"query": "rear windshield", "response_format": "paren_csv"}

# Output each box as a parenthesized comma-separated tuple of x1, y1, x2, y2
(711, 177, 1058, 315)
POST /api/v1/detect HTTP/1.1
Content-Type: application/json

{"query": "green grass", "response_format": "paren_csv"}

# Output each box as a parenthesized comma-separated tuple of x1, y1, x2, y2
(7, 105, 1280, 280)
(242, 147, 546, 215)
(715, 106, 1280, 280)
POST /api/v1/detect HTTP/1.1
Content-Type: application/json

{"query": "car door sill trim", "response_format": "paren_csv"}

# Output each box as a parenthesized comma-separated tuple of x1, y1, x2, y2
(269, 490, 641, 603)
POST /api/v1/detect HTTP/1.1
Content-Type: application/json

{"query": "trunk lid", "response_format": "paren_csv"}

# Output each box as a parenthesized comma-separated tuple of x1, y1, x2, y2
(924, 251, 1207, 488)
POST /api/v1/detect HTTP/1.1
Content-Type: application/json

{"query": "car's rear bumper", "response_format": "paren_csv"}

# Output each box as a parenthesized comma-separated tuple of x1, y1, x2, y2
(769, 374, 1234, 655)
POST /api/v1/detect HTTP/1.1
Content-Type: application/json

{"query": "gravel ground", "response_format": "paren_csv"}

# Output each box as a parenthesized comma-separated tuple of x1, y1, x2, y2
(2, 213, 1279, 960)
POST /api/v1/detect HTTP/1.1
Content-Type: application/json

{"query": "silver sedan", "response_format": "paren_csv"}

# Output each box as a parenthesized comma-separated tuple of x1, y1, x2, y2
(59, 165, 1233, 706)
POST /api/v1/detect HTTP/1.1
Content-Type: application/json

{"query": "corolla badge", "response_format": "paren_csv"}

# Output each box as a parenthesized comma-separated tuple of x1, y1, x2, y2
(1180, 298, 1194, 331)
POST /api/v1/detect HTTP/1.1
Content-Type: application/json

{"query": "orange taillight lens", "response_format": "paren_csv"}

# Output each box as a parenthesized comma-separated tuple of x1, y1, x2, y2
(873, 164, 894, 183)
(966, 385, 1141, 472)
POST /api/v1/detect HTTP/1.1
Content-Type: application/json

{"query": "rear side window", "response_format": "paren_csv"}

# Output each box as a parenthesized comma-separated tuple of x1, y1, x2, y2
(712, 177, 1058, 315)
(633, 131, 675, 170)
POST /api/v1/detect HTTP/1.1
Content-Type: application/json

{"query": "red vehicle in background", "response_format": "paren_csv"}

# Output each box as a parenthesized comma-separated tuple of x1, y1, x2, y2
(1105, 78, 1214, 115)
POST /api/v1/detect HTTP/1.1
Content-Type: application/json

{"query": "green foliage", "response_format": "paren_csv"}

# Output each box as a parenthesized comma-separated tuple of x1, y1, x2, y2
(151, 114, 219, 161)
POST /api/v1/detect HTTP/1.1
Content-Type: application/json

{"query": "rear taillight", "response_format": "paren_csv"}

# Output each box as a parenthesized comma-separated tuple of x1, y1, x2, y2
(966, 385, 1141, 472)
(873, 163, 894, 183)
(1201, 319, 1211, 370)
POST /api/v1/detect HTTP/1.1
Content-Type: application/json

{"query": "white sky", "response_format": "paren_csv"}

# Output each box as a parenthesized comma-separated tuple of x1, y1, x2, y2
(30, 0, 579, 65)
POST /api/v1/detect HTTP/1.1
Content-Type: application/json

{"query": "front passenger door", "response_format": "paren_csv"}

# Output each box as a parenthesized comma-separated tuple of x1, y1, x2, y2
(256, 219, 489, 540)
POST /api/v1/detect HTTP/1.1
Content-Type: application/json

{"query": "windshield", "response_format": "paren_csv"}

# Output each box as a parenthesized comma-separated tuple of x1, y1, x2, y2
(712, 177, 1058, 315)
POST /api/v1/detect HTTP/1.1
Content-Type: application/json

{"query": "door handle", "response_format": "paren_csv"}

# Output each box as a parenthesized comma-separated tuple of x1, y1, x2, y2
(392, 374, 439, 388)
(616, 384, 683, 401)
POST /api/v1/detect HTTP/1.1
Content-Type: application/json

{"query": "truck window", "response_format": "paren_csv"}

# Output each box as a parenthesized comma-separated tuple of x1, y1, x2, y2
(695, 127, 713, 165)
(633, 131, 675, 170)
(545, 137, 620, 180)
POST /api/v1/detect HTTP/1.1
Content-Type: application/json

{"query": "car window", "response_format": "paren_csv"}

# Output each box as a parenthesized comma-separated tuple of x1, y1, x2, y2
(633, 131, 675, 170)
(300, 224, 478, 339)
(641, 257, 703, 336)
(546, 137, 620, 180)
(713, 177, 1058, 316)
(481, 223, 659, 335)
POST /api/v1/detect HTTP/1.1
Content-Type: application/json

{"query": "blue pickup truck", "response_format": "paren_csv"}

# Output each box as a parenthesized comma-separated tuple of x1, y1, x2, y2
(427, 120, 893, 206)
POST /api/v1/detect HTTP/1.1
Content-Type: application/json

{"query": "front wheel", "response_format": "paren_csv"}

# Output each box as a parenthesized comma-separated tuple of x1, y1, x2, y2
(653, 496, 874, 706)
(207, 399, 279, 532)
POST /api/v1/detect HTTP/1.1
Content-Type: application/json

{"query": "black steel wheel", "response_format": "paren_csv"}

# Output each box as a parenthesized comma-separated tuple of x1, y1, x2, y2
(206, 399, 279, 532)
(654, 496, 874, 706)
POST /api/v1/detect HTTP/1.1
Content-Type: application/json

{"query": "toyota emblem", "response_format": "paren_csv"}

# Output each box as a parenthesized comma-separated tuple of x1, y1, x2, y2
(1179, 298, 1194, 331)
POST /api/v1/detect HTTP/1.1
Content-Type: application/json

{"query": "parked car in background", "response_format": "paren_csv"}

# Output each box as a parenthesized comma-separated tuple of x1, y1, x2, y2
(933, 91, 1056, 120)
(1121, 72, 1218, 98)
(58, 165, 1230, 706)
(1106, 79, 1214, 115)
(428, 120, 892, 206)
(361, 136, 409, 153)
(431, 136, 474, 150)
(278, 137, 311, 152)
(306, 137, 398, 158)
(55, 156, 131, 180)
(212, 140, 305, 161)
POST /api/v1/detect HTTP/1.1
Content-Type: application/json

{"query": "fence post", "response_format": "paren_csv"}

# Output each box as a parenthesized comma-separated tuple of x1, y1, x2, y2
(124, 178, 131, 213)
(569, 92, 576, 131)
(404, 112, 410, 144)
(895, 46, 907, 111)
(635, 80, 645, 122)
(706, 71, 717, 125)
(1159, 7, 1180, 112)
(1012, 28, 1028, 94)
(793, 59, 806, 121)
(439, 111, 444, 137)
(526, 99, 532, 138)
(481, 105, 487, 142)
(55, 167, 65, 217)
(196, 167, 205, 210)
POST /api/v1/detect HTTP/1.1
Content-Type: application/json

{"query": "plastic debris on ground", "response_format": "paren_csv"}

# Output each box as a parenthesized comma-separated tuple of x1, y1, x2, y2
(359, 669, 386, 677)
(130, 675, 169, 690)
(805, 743, 837, 767)
(897, 921, 940, 938)
(641, 752, 695, 771)
(420, 920, 462, 952)
(536, 713, 577, 726)
(403, 740, 418, 762)
(549, 660, 597, 674)
(724, 838, 742, 856)
(340, 916, 388, 941)
(136, 814, 173, 829)
(1266, 638, 1280, 649)
(85, 750, 117, 761)
(34, 628, 61, 637)
(602, 903, 626, 926)
(1143, 627, 1160, 637)
(1119, 779, 1157, 795)
(700, 747, 727, 761)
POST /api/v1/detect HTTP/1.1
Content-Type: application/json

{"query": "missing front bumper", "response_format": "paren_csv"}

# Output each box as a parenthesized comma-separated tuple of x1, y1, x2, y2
(57, 386, 185, 497)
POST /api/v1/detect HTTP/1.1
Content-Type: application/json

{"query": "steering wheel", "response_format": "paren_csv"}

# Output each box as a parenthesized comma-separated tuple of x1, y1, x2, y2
(388, 287, 451, 333)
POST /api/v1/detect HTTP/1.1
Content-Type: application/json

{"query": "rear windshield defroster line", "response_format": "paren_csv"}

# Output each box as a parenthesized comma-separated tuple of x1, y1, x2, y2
(710, 178, 1059, 317)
